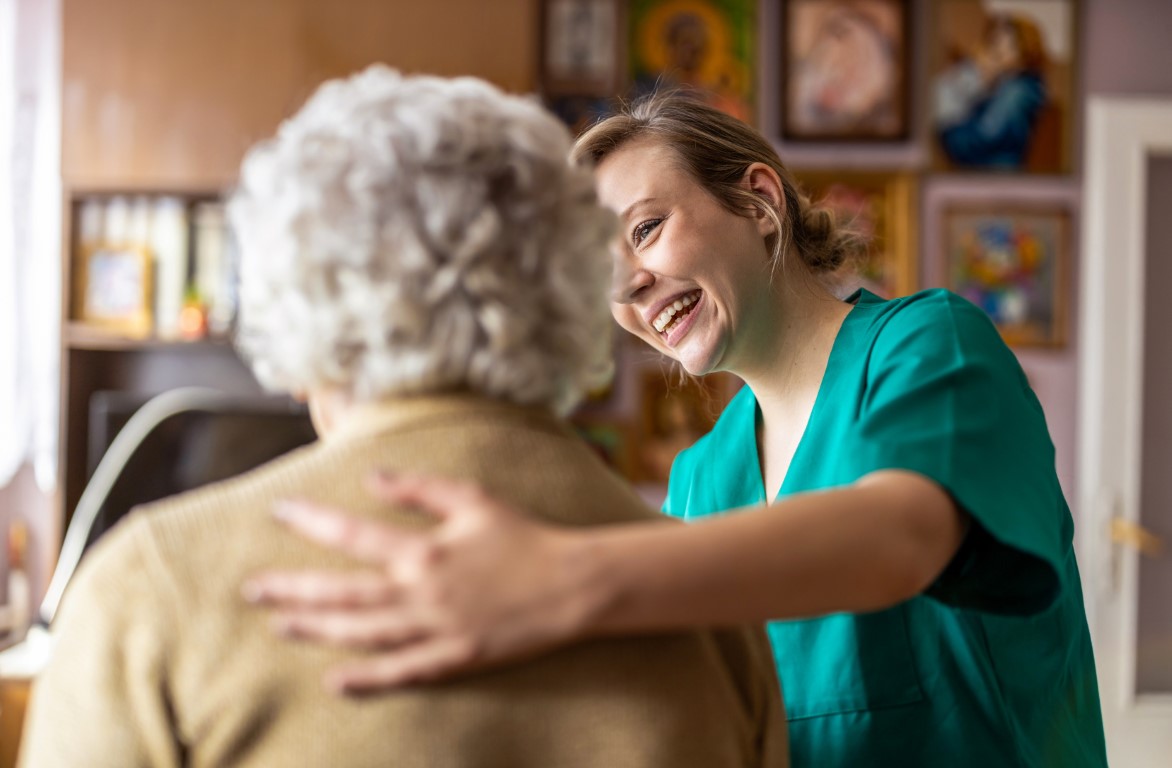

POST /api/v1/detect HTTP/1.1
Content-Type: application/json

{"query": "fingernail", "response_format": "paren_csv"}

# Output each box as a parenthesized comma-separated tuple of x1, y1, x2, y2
(241, 580, 264, 603)
(270, 616, 295, 636)
(273, 501, 301, 522)
(370, 469, 397, 485)
(324, 673, 348, 695)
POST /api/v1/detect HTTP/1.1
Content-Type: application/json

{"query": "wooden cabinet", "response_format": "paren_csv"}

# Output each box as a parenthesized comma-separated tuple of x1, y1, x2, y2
(57, 0, 538, 524)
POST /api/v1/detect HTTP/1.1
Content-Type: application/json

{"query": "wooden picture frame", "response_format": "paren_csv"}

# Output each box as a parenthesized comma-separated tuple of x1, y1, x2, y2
(540, 0, 624, 97)
(780, 0, 911, 142)
(76, 244, 153, 337)
(628, 368, 737, 484)
(941, 204, 1069, 347)
(628, 0, 756, 124)
(929, 0, 1077, 173)
(794, 171, 917, 299)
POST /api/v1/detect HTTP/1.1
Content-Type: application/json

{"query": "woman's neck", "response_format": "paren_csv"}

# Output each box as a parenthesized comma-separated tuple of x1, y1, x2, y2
(736, 280, 853, 500)
(736, 282, 852, 411)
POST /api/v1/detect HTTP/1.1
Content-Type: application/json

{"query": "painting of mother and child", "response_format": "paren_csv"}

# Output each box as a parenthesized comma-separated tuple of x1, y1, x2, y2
(932, 0, 1075, 174)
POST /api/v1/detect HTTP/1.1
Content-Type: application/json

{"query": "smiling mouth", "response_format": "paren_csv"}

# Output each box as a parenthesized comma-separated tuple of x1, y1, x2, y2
(651, 290, 703, 335)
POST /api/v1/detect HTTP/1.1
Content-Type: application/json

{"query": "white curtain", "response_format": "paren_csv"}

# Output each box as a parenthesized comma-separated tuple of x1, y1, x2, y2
(0, 0, 61, 491)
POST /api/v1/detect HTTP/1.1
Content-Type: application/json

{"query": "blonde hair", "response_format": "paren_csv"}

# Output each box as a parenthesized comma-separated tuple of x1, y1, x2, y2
(572, 91, 864, 275)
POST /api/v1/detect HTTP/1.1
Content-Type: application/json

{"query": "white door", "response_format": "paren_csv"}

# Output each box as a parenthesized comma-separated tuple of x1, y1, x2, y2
(1079, 97, 1172, 767)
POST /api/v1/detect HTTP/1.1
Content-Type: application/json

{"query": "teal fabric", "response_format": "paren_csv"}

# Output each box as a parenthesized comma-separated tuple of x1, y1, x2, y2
(664, 289, 1107, 767)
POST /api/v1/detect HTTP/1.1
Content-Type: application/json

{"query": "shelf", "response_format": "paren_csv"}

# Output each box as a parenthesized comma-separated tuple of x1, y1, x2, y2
(65, 322, 233, 352)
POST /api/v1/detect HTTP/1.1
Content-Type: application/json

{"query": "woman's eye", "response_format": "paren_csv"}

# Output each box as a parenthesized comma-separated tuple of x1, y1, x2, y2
(632, 218, 663, 246)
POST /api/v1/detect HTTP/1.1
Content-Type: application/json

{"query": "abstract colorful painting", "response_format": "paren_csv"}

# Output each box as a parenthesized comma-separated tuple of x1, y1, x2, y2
(943, 206, 1068, 346)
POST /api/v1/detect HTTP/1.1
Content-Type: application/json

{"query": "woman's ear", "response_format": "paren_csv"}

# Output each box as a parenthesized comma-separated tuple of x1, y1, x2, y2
(743, 163, 785, 237)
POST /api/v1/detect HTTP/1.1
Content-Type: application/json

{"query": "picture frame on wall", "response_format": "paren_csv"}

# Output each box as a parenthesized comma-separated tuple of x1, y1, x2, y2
(929, 0, 1076, 173)
(76, 244, 154, 337)
(780, 0, 911, 142)
(540, 0, 623, 97)
(628, 369, 738, 484)
(941, 204, 1069, 347)
(794, 170, 917, 298)
(628, 0, 757, 124)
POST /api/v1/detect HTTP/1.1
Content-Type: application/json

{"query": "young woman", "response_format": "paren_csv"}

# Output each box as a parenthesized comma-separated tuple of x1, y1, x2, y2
(247, 93, 1107, 767)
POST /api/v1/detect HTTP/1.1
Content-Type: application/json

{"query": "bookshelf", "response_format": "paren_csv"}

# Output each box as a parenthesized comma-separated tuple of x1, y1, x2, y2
(58, 186, 248, 523)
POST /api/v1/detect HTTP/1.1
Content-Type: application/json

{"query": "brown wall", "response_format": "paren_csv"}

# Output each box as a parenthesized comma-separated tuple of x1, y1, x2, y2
(61, 0, 537, 187)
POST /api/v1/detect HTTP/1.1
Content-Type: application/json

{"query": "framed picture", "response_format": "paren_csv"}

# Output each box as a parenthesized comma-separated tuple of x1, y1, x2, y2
(629, 369, 737, 484)
(794, 171, 917, 298)
(780, 0, 910, 142)
(941, 205, 1069, 347)
(76, 245, 153, 337)
(540, 0, 623, 97)
(546, 93, 615, 135)
(929, 0, 1076, 173)
(628, 0, 756, 123)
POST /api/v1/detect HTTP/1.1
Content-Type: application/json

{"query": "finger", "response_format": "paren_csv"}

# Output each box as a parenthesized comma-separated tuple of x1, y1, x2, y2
(324, 637, 482, 693)
(273, 500, 424, 563)
(242, 570, 397, 608)
(271, 608, 428, 651)
(366, 472, 498, 523)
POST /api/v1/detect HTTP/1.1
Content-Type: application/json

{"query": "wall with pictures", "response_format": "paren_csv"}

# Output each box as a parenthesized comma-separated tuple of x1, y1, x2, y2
(541, 0, 1172, 511)
(8, 0, 1172, 607)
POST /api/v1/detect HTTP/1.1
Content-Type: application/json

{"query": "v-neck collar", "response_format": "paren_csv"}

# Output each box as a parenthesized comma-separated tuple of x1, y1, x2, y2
(743, 288, 880, 503)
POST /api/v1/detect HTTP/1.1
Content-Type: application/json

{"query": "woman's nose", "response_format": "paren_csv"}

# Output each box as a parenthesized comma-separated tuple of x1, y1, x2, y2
(610, 248, 654, 304)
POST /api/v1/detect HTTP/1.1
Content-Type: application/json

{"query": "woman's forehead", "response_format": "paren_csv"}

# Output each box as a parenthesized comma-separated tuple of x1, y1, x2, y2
(596, 139, 691, 202)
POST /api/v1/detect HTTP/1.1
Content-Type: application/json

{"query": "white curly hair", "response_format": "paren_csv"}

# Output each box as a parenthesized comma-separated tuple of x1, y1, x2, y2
(229, 66, 616, 415)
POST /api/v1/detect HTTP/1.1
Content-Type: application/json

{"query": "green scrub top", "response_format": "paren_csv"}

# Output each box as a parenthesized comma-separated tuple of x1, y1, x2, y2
(664, 289, 1107, 768)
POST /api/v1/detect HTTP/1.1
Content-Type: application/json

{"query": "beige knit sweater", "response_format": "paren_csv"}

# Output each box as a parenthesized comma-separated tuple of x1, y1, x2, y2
(19, 394, 788, 767)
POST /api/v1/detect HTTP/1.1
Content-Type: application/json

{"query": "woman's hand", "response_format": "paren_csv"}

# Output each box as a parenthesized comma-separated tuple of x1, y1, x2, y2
(243, 474, 603, 693)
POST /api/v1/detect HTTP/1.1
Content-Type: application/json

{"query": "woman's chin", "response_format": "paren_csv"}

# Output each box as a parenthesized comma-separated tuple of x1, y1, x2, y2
(674, 344, 722, 378)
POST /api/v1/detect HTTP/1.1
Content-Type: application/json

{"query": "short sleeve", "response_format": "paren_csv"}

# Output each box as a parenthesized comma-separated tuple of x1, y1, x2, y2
(853, 294, 1068, 615)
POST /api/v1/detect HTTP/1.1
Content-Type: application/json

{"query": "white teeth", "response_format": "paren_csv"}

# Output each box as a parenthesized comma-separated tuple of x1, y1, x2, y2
(651, 291, 702, 333)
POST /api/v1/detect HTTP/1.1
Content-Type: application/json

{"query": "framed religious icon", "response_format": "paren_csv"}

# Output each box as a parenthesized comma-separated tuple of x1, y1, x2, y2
(794, 171, 917, 299)
(628, 0, 756, 123)
(930, 0, 1076, 173)
(781, 0, 911, 141)
(541, 0, 623, 96)
(941, 204, 1069, 346)
(76, 244, 154, 337)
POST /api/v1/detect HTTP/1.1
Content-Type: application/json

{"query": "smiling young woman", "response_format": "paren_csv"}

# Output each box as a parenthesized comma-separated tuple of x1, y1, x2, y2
(246, 92, 1107, 767)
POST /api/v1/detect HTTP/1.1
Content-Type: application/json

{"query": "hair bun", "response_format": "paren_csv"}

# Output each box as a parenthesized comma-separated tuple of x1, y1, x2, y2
(795, 200, 867, 272)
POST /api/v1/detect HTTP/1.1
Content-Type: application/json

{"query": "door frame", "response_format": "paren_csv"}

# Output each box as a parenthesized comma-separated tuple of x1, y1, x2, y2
(1078, 96, 1172, 761)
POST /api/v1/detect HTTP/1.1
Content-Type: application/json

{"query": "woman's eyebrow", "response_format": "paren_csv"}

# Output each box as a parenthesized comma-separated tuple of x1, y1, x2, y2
(620, 197, 659, 221)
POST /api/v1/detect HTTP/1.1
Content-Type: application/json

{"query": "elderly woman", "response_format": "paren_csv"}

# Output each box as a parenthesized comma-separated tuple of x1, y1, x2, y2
(18, 67, 786, 767)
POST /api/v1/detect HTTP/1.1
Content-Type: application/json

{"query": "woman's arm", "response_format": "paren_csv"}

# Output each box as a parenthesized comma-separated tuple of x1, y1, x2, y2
(588, 469, 967, 631)
(247, 469, 966, 691)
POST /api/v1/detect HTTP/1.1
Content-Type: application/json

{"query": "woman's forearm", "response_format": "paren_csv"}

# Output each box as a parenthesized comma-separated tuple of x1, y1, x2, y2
(579, 470, 967, 635)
